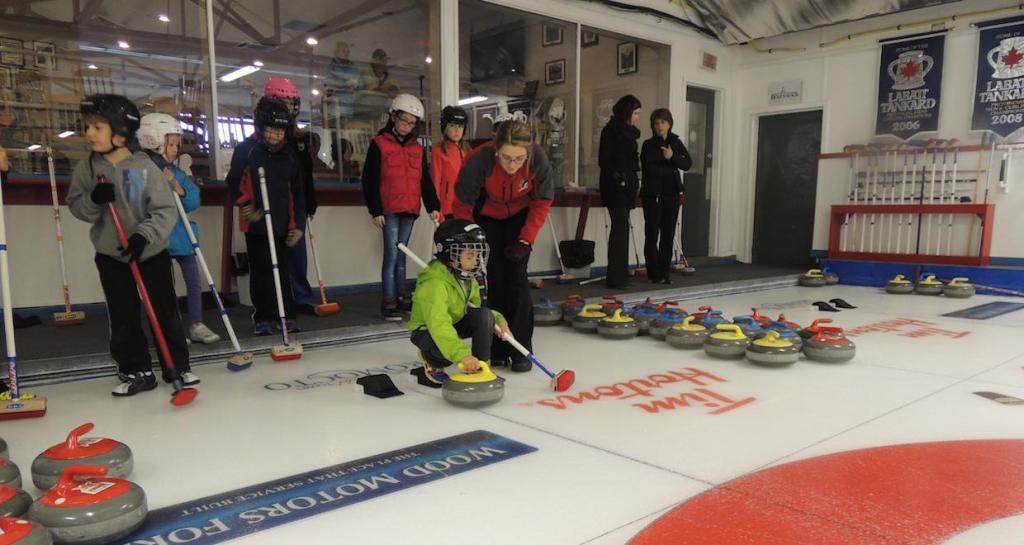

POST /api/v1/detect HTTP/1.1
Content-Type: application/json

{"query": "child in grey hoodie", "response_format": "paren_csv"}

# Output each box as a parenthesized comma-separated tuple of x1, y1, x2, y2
(66, 94, 197, 396)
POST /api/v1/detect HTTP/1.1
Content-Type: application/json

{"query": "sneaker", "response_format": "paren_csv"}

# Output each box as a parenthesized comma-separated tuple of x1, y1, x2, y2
(418, 352, 449, 384)
(112, 372, 157, 397)
(189, 323, 221, 344)
(163, 370, 201, 386)
(253, 321, 274, 336)
(382, 303, 403, 322)
(397, 296, 413, 313)
(510, 357, 533, 373)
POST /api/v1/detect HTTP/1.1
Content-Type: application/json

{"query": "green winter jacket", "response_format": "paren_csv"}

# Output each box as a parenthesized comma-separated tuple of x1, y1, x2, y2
(408, 259, 505, 364)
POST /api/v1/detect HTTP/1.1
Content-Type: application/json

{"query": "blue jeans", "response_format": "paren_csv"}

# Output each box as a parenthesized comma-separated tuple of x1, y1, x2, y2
(381, 214, 416, 301)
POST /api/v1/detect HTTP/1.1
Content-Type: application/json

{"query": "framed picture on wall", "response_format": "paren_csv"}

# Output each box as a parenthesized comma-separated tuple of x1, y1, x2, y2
(0, 66, 12, 89)
(582, 31, 599, 48)
(0, 38, 24, 67)
(542, 24, 563, 47)
(545, 59, 565, 86)
(33, 42, 56, 71)
(617, 42, 638, 75)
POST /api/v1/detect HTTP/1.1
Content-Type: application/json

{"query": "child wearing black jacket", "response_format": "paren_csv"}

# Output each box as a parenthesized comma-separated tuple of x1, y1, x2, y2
(226, 97, 306, 335)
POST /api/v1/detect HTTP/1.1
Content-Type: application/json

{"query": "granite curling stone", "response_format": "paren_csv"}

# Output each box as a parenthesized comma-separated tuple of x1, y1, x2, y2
(442, 362, 504, 408)
(628, 301, 661, 336)
(746, 330, 801, 367)
(823, 269, 840, 285)
(730, 316, 764, 338)
(32, 423, 133, 491)
(666, 316, 709, 349)
(803, 326, 856, 363)
(649, 307, 686, 340)
(572, 304, 607, 333)
(759, 321, 803, 349)
(0, 437, 7, 461)
(533, 298, 563, 326)
(696, 310, 729, 330)
(798, 318, 833, 340)
(943, 277, 976, 298)
(0, 517, 53, 545)
(0, 459, 20, 489)
(0, 485, 32, 517)
(799, 269, 827, 287)
(885, 274, 914, 294)
(561, 295, 585, 325)
(703, 324, 750, 359)
(28, 465, 147, 545)
(597, 309, 639, 340)
(914, 274, 944, 296)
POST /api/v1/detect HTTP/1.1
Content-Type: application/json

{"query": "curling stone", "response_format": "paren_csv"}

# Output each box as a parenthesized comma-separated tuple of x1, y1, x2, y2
(943, 277, 976, 298)
(703, 324, 750, 359)
(730, 316, 764, 338)
(666, 316, 709, 349)
(442, 362, 505, 408)
(690, 305, 713, 321)
(798, 318, 833, 340)
(696, 310, 728, 330)
(803, 327, 856, 363)
(0, 517, 53, 545)
(0, 459, 20, 489)
(1, 437, 7, 460)
(649, 307, 687, 340)
(0, 486, 31, 517)
(799, 269, 827, 287)
(885, 274, 914, 294)
(746, 331, 801, 367)
(572, 304, 607, 333)
(601, 295, 624, 313)
(759, 321, 803, 349)
(629, 304, 661, 336)
(32, 423, 133, 491)
(27, 465, 147, 545)
(597, 309, 639, 340)
(823, 269, 840, 285)
(533, 298, 563, 326)
(561, 296, 585, 325)
(775, 313, 801, 330)
(750, 308, 774, 327)
(914, 274, 944, 296)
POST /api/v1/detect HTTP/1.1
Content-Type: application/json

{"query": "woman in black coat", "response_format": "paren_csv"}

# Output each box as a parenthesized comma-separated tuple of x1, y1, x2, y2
(640, 108, 693, 284)
(598, 95, 642, 289)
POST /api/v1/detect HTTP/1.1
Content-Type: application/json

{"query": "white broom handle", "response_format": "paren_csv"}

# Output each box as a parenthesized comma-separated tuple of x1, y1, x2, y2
(0, 176, 20, 398)
(306, 216, 327, 293)
(171, 191, 242, 353)
(46, 147, 72, 310)
(257, 167, 290, 345)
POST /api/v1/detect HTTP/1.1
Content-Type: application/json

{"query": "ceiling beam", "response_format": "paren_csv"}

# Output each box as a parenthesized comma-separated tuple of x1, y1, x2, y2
(75, 0, 104, 23)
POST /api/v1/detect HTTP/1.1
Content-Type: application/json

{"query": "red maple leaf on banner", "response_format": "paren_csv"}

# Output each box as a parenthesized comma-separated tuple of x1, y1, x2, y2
(900, 59, 920, 79)
(1003, 47, 1024, 68)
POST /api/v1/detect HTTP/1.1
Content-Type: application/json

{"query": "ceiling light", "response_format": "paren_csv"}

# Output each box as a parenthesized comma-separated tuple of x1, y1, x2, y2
(425, 56, 432, 64)
(158, 14, 170, 23)
(306, 37, 318, 46)
(220, 65, 261, 82)
(458, 95, 488, 106)
(27, 144, 41, 151)
(87, 64, 98, 70)
(58, 131, 75, 138)
(312, 89, 320, 96)
(117, 40, 130, 49)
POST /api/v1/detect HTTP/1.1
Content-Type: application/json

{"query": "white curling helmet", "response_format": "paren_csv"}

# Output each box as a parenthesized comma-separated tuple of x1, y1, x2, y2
(390, 93, 425, 119)
(138, 113, 182, 153)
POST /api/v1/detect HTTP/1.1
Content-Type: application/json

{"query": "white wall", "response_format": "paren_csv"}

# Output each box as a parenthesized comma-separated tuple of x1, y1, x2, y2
(732, 0, 1024, 262)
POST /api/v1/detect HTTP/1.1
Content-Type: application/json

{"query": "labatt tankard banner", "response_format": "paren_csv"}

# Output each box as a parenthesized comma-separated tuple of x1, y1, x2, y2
(876, 32, 946, 141)
(973, 16, 1024, 138)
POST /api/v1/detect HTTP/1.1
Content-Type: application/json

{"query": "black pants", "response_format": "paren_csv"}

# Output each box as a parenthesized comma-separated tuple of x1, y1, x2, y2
(606, 207, 632, 287)
(411, 306, 494, 368)
(95, 251, 190, 376)
(642, 194, 680, 281)
(245, 232, 296, 322)
(476, 210, 532, 362)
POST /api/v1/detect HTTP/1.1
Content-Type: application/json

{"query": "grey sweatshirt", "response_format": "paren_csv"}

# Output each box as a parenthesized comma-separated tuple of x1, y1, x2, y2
(66, 151, 177, 263)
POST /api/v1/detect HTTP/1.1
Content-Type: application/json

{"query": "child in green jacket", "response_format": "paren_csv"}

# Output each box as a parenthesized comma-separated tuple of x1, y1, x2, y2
(409, 220, 509, 383)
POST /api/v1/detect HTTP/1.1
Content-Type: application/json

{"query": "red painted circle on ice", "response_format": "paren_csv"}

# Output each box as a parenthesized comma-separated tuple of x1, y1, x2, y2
(629, 440, 1024, 544)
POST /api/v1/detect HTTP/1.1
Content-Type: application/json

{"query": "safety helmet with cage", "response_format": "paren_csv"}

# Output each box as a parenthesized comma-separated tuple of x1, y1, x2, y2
(434, 219, 489, 279)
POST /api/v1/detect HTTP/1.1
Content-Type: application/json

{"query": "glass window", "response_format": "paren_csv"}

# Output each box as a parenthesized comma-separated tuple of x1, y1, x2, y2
(458, 0, 577, 187)
(579, 27, 669, 188)
(210, 0, 440, 182)
(0, 1, 212, 178)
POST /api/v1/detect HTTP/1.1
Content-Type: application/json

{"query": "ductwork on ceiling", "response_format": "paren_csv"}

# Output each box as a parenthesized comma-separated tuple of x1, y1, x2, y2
(585, 0, 964, 44)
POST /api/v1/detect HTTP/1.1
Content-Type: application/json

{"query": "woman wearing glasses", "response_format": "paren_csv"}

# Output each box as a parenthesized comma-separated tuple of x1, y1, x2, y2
(362, 94, 441, 321)
(453, 121, 553, 372)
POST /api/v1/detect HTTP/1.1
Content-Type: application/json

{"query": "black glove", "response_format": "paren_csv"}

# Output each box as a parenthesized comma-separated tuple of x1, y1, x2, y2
(504, 241, 532, 262)
(91, 183, 115, 204)
(119, 233, 147, 262)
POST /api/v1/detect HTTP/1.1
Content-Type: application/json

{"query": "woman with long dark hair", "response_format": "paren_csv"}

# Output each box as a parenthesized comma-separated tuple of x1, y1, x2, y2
(640, 108, 692, 284)
(599, 95, 642, 289)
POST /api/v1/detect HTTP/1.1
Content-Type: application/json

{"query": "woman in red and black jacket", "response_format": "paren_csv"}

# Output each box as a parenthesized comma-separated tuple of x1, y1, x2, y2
(431, 106, 470, 221)
(453, 121, 553, 371)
